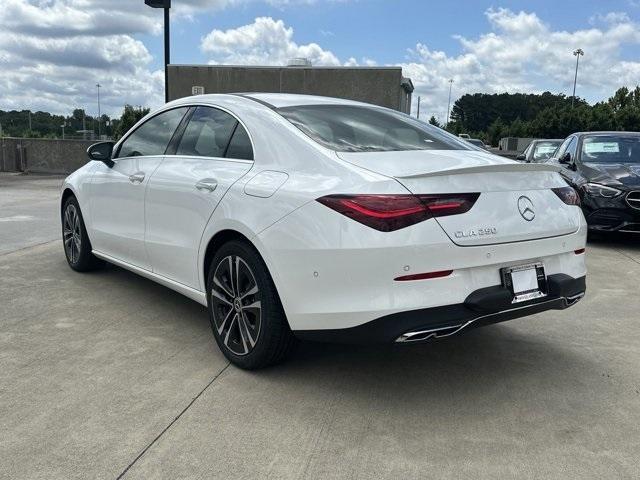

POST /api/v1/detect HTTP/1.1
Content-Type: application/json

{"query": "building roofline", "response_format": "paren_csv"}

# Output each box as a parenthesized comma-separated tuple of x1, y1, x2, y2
(167, 64, 403, 71)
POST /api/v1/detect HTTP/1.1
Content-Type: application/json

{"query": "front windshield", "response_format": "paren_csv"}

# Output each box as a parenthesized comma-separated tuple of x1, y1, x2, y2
(277, 104, 473, 153)
(533, 141, 561, 160)
(581, 135, 640, 163)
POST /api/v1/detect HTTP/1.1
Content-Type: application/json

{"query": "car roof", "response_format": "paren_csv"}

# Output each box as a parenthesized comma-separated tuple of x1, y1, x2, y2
(168, 92, 375, 110)
(242, 93, 374, 109)
(573, 131, 640, 137)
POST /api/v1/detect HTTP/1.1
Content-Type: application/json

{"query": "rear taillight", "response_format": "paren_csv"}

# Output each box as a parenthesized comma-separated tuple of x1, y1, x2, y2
(316, 193, 480, 232)
(552, 186, 580, 206)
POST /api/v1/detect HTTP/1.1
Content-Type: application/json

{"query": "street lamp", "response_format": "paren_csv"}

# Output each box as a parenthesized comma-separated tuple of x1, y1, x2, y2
(61, 122, 66, 140)
(571, 48, 584, 109)
(446, 79, 454, 126)
(145, 0, 171, 103)
(96, 83, 102, 138)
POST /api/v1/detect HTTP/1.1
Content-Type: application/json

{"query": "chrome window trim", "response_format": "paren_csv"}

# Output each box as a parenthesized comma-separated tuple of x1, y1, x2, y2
(162, 154, 254, 164)
(113, 102, 256, 163)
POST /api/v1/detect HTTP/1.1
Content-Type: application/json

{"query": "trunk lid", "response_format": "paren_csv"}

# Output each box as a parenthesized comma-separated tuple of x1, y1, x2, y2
(336, 150, 580, 246)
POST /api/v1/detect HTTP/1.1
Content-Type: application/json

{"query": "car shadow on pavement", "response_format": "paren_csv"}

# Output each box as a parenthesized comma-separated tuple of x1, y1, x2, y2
(84, 259, 596, 403)
(230, 324, 598, 416)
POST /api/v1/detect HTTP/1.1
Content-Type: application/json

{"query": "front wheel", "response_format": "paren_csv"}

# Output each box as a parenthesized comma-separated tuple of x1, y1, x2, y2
(206, 240, 296, 369)
(62, 197, 103, 272)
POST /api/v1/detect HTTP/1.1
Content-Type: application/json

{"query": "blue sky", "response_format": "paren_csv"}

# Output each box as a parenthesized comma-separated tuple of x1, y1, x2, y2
(1, 0, 640, 117)
(146, 0, 640, 70)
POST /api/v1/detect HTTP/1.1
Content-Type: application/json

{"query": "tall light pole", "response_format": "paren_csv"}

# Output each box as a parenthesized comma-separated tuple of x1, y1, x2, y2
(96, 83, 102, 138)
(145, 0, 171, 103)
(571, 48, 584, 109)
(416, 96, 421, 119)
(446, 79, 454, 126)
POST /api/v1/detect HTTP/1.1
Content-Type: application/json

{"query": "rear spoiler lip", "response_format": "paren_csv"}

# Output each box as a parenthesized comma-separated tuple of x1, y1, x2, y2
(394, 162, 561, 180)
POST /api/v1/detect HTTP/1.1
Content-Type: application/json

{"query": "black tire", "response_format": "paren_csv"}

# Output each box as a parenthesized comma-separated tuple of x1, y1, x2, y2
(62, 196, 104, 272)
(206, 240, 296, 369)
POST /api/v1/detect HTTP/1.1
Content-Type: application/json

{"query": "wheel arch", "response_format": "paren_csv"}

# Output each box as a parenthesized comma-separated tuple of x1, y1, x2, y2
(200, 228, 287, 315)
(202, 229, 254, 288)
(60, 187, 76, 216)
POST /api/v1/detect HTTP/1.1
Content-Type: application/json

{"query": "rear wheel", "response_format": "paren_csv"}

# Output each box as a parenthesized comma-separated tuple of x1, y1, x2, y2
(62, 196, 103, 272)
(207, 240, 296, 369)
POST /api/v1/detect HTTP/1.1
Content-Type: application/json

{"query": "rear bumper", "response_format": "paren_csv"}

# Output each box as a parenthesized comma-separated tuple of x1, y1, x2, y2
(293, 274, 586, 344)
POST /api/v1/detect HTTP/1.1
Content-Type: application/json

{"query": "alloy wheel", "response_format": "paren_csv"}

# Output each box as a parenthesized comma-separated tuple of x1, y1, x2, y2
(63, 204, 82, 264)
(210, 255, 262, 356)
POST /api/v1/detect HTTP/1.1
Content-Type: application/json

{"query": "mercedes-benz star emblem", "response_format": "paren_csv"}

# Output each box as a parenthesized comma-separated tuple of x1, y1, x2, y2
(517, 196, 535, 221)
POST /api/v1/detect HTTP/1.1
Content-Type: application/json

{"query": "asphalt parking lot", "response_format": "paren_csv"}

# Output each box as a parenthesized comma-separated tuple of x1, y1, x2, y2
(1, 173, 639, 479)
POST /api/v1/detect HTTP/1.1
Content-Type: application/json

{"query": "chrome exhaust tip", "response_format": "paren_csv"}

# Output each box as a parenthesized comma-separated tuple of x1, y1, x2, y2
(395, 293, 585, 344)
(565, 292, 585, 306)
(395, 322, 470, 343)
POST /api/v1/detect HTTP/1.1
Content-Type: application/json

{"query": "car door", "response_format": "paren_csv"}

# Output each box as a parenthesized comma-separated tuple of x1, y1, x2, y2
(90, 107, 189, 269)
(144, 105, 254, 289)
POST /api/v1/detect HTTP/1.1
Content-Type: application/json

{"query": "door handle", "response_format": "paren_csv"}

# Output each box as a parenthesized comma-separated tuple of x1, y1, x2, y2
(129, 172, 145, 183)
(195, 179, 218, 192)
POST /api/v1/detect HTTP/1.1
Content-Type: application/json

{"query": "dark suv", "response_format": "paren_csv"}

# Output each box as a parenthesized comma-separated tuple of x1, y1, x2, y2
(549, 132, 640, 233)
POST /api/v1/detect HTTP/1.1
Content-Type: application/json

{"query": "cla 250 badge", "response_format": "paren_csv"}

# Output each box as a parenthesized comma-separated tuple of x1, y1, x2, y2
(454, 227, 498, 239)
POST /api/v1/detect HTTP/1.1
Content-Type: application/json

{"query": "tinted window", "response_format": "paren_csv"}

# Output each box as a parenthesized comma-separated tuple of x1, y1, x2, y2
(176, 106, 237, 158)
(581, 135, 640, 163)
(565, 137, 578, 159)
(117, 108, 187, 158)
(225, 124, 254, 160)
(555, 137, 573, 159)
(278, 105, 472, 153)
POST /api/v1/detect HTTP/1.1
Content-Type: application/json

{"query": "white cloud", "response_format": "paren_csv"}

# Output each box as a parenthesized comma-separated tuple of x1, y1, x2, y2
(0, 1, 347, 116)
(402, 8, 640, 121)
(201, 17, 341, 66)
(2, 2, 640, 124)
(0, 0, 174, 116)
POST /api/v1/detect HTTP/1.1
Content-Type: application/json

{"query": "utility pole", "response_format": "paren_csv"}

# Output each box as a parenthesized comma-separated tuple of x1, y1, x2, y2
(145, 0, 171, 103)
(61, 122, 66, 140)
(28, 111, 32, 134)
(571, 48, 584, 109)
(96, 83, 102, 138)
(446, 79, 454, 126)
(416, 96, 421, 119)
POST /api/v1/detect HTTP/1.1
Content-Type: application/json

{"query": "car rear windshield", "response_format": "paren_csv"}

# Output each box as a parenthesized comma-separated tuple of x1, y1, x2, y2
(582, 135, 640, 163)
(277, 104, 472, 152)
(533, 141, 561, 160)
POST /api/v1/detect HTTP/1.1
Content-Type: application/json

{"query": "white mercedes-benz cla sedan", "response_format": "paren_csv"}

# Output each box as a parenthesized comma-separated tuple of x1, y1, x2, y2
(61, 93, 587, 369)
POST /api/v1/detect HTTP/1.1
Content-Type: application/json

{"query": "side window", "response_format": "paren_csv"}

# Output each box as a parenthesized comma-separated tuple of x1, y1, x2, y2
(117, 108, 187, 158)
(565, 137, 578, 160)
(176, 106, 237, 158)
(555, 137, 572, 159)
(225, 124, 254, 161)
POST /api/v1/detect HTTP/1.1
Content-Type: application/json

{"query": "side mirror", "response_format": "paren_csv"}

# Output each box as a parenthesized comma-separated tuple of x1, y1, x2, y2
(88, 141, 115, 167)
(559, 152, 571, 164)
(516, 153, 526, 161)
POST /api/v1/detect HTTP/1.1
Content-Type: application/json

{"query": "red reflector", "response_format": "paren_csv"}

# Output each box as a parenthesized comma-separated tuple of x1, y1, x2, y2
(574, 248, 586, 255)
(316, 193, 480, 232)
(394, 270, 453, 281)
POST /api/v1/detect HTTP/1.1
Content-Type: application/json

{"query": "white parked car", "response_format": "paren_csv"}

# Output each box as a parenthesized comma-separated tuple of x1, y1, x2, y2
(61, 94, 587, 369)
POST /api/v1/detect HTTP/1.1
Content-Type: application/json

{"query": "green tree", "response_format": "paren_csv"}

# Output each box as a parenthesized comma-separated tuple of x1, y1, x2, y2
(428, 115, 441, 127)
(486, 117, 506, 147)
(114, 105, 150, 139)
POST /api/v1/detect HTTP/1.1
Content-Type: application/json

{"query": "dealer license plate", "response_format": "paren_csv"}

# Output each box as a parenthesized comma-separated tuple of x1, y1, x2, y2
(501, 263, 547, 303)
